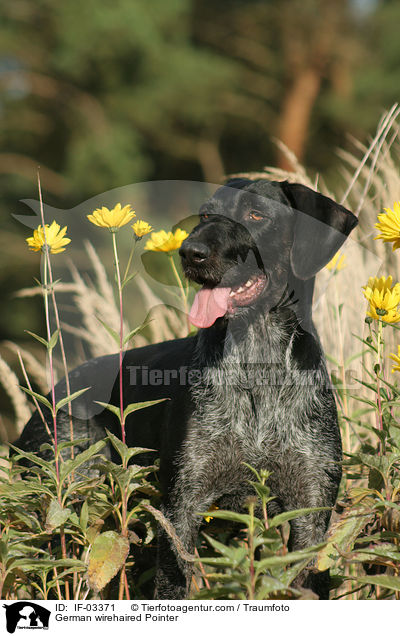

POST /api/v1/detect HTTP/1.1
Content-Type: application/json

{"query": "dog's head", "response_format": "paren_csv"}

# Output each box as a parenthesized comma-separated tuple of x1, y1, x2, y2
(179, 178, 358, 329)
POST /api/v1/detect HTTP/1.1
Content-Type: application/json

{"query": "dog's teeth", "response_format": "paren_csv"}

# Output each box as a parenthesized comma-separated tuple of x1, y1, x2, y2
(229, 290, 235, 297)
(236, 286, 244, 293)
(245, 280, 252, 287)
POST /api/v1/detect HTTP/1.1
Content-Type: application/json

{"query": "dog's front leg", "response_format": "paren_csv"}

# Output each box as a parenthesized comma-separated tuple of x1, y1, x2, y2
(287, 507, 332, 599)
(283, 467, 339, 599)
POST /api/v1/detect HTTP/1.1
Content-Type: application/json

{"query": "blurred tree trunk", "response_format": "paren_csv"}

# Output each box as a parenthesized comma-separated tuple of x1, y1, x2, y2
(193, 0, 359, 175)
(277, 67, 322, 170)
(197, 139, 225, 183)
(275, 0, 352, 171)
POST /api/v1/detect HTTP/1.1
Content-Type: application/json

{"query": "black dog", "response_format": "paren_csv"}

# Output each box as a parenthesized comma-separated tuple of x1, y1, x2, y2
(17, 178, 358, 599)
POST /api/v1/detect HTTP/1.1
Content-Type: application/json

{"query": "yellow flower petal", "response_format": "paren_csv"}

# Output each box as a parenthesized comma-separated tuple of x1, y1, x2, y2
(132, 220, 153, 238)
(26, 220, 71, 254)
(145, 228, 189, 252)
(390, 345, 400, 372)
(363, 275, 400, 323)
(87, 203, 136, 230)
(204, 504, 219, 523)
(374, 202, 400, 250)
(326, 251, 346, 272)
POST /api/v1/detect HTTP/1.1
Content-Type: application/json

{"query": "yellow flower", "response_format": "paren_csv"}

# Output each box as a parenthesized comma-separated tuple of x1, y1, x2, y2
(145, 228, 188, 253)
(390, 345, 400, 373)
(132, 220, 153, 239)
(362, 275, 400, 323)
(26, 221, 71, 254)
(326, 251, 346, 272)
(204, 504, 219, 523)
(87, 203, 135, 231)
(374, 202, 400, 251)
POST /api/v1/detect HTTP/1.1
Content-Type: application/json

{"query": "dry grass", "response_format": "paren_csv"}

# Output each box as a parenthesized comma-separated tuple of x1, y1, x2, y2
(0, 353, 32, 434)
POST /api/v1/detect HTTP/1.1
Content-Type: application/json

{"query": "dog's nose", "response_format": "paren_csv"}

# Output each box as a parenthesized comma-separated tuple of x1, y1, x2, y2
(179, 241, 211, 264)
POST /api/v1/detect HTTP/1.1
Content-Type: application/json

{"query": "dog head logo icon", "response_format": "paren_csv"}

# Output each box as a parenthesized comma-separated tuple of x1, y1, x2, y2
(3, 602, 50, 634)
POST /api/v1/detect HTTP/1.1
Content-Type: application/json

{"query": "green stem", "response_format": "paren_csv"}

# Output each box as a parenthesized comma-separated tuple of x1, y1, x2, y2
(112, 231, 126, 444)
(42, 255, 60, 482)
(334, 277, 349, 440)
(122, 238, 137, 286)
(38, 169, 74, 461)
(376, 320, 385, 454)
(247, 500, 256, 600)
(377, 320, 383, 366)
(168, 253, 190, 333)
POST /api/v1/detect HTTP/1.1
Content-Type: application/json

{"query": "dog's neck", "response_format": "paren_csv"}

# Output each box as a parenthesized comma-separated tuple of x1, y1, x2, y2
(193, 276, 321, 372)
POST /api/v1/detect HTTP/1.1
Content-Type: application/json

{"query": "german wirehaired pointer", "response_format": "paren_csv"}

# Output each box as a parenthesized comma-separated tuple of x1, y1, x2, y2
(17, 178, 358, 599)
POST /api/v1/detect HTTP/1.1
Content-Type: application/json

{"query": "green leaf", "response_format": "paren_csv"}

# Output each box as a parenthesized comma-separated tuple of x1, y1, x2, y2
(94, 401, 121, 421)
(353, 334, 377, 353)
(199, 509, 261, 528)
(198, 556, 241, 568)
(122, 319, 153, 346)
(104, 432, 155, 465)
(96, 317, 120, 345)
(105, 430, 130, 463)
(344, 351, 365, 366)
(347, 574, 400, 592)
(8, 444, 57, 478)
(352, 395, 378, 410)
(47, 564, 87, 585)
(195, 584, 245, 600)
(10, 558, 85, 573)
(57, 438, 91, 452)
(249, 481, 272, 501)
(317, 508, 374, 571)
(45, 499, 71, 532)
(55, 387, 90, 413)
(255, 577, 301, 599)
(80, 501, 89, 532)
(279, 559, 313, 587)
(47, 329, 60, 351)
(355, 453, 400, 480)
(121, 272, 136, 290)
(325, 353, 340, 366)
(268, 507, 329, 528)
(87, 531, 129, 592)
(0, 479, 54, 498)
(59, 439, 106, 483)
(0, 539, 8, 563)
(24, 330, 49, 348)
(203, 534, 248, 564)
(254, 549, 317, 573)
(349, 543, 400, 563)
(377, 374, 400, 396)
(123, 398, 167, 419)
(19, 386, 53, 411)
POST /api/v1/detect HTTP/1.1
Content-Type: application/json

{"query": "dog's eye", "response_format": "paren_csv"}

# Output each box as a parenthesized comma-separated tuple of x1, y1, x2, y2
(200, 213, 209, 221)
(247, 211, 264, 221)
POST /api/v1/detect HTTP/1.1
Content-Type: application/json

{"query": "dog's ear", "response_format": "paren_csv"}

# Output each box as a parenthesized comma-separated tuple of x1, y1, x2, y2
(281, 182, 358, 280)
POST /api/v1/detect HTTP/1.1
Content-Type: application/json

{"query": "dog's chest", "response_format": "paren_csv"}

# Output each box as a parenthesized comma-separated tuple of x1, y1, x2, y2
(172, 323, 338, 503)
(181, 321, 334, 478)
(187, 359, 320, 463)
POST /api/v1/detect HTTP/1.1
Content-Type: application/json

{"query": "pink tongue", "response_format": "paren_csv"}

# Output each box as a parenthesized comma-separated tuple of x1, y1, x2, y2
(189, 287, 231, 328)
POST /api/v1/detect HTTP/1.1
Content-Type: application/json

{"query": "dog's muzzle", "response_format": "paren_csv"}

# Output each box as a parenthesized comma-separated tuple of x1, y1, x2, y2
(179, 240, 210, 264)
